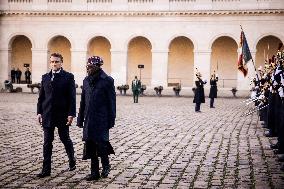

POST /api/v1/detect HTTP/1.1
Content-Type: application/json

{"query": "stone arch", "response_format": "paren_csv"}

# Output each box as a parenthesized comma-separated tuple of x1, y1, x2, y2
(125, 33, 155, 51)
(8, 35, 33, 84)
(255, 35, 283, 69)
(87, 36, 112, 75)
(254, 33, 284, 50)
(167, 33, 197, 51)
(208, 33, 238, 51)
(211, 36, 238, 88)
(127, 36, 152, 85)
(168, 36, 195, 87)
(47, 35, 72, 72)
(7, 32, 35, 49)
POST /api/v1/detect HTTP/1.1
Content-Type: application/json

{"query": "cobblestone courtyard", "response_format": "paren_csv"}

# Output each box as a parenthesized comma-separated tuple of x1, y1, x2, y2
(0, 93, 283, 189)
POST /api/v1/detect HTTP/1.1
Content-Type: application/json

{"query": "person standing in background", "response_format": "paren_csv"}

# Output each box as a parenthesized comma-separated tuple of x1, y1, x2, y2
(131, 76, 141, 103)
(209, 71, 218, 108)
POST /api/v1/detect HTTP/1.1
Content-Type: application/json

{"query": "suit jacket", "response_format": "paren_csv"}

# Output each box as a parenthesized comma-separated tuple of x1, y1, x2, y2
(37, 69, 76, 128)
(131, 79, 141, 92)
(77, 70, 116, 142)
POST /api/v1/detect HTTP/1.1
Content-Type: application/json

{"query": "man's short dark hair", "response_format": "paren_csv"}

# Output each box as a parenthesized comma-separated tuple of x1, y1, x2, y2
(50, 53, 63, 63)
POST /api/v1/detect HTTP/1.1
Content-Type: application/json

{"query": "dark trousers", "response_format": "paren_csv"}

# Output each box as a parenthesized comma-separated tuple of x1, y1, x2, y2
(16, 77, 21, 84)
(267, 94, 281, 136)
(195, 103, 201, 111)
(210, 98, 214, 107)
(88, 141, 110, 175)
(133, 95, 139, 103)
(133, 90, 139, 103)
(11, 77, 15, 83)
(42, 126, 75, 172)
(278, 102, 284, 153)
(26, 77, 31, 84)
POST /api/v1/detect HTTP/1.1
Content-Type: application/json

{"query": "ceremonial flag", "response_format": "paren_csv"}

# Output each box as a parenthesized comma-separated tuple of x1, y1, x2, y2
(238, 31, 252, 77)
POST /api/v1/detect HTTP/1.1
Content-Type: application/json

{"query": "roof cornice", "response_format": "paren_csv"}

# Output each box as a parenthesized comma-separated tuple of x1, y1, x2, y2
(0, 9, 284, 17)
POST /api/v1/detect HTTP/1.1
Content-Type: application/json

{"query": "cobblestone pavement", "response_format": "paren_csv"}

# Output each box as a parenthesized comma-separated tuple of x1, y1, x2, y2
(0, 93, 283, 189)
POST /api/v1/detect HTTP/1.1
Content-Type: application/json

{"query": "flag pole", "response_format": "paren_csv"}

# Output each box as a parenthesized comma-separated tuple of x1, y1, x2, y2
(240, 25, 260, 82)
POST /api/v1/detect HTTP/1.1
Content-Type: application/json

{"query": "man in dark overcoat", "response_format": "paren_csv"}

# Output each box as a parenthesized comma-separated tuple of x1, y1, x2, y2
(11, 68, 16, 83)
(15, 68, 22, 84)
(193, 71, 206, 112)
(209, 72, 218, 108)
(77, 56, 116, 181)
(36, 53, 76, 178)
(25, 67, 32, 84)
(131, 76, 141, 103)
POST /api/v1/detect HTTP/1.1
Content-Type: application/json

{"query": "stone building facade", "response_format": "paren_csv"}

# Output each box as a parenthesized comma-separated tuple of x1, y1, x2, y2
(0, 0, 283, 90)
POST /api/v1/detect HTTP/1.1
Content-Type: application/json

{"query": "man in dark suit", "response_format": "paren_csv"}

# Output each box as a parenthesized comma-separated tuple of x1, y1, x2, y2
(36, 53, 76, 178)
(131, 76, 141, 103)
(11, 68, 16, 83)
(77, 56, 116, 181)
(25, 67, 31, 84)
(16, 68, 22, 84)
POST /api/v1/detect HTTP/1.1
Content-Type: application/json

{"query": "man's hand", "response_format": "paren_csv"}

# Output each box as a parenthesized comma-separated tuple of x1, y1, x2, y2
(37, 114, 42, 125)
(66, 116, 73, 126)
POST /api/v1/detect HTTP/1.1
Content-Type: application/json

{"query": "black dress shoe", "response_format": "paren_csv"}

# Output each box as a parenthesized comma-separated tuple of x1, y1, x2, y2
(85, 174, 100, 181)
(210, 106, 215, 108)
(37, 172, 51, 178)
(101, 166, 111, 178)
(278, 154, 284, 162)
(264, 131, 275, 137)
(274, 149, 283, 155)
(281, 164, 284, 172)
(270, 143, 279, 149)
(69, 161, 76, 171)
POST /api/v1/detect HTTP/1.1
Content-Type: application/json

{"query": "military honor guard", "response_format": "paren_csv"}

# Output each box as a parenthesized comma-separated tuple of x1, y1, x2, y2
(245, 44, 284, 172)
(209, 71, 218, 108)
(193, 69, 207, 112)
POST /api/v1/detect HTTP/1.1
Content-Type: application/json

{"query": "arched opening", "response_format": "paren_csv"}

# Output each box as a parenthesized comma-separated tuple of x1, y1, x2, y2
(211, 36, 238, 88)
(88, 36, 111, 75)
(127, 36, 152, 85)
(48, 36, 71, 72)
(255, 35, 282, 69)
(168, 36, 194, 87)
(10, 35, 32, 84)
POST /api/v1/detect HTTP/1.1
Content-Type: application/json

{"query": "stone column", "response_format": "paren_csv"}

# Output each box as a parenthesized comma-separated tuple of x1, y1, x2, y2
(194, 50, 211, 88)
(71, 49, 87, 86)
(110, 49, 127, 86)
(151, 49, 168, 87)
(0, 48, 11, 88)
(31, 48, 48, 83)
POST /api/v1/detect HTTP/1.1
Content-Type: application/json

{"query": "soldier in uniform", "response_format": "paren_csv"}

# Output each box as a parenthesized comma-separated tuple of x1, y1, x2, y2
(193, 70, 207, 112)
(131, 76, 141, 103)
(209, 71, 218, 108)
(77, 56, 116, 181)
